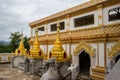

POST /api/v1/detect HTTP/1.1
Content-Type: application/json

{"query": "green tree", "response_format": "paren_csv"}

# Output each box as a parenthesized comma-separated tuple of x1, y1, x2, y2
(0, 44, 11, 53)
(24, 36, 30, 51)
(9, 32, 21, 52)
(0, 44, 4, 53)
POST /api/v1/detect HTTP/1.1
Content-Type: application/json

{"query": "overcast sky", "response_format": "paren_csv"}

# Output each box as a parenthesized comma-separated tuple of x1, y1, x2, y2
(0, 0, 89, 41)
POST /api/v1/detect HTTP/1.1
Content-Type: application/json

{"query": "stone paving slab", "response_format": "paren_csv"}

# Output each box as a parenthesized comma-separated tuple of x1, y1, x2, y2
(0, 64, 40, 80)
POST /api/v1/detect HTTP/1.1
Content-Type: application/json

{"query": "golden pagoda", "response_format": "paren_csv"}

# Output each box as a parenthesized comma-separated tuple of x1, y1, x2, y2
(45, 23, 71, 62)
(29, 29, 44, 59)
(14, 34, 27, 56)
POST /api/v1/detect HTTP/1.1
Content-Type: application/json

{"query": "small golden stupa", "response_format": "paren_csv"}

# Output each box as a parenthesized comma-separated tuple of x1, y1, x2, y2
(44, 23, 71, 62)
(29, 29, 44, 59)
(14, 33, 27, 56)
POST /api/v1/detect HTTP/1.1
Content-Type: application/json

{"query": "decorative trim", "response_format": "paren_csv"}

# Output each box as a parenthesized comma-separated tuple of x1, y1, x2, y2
(97, 43, 99, 65)
(104, 42, 107, 67)
(108, 40, 120, 58)
(29, 23, 120, 45)
(74, 40, 95, 57)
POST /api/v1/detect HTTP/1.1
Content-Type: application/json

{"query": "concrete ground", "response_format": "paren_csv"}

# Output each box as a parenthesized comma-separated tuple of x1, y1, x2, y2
(0, 63, 40, 80)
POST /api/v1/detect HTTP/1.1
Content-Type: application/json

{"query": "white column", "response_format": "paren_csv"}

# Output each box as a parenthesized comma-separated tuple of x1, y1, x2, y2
(99, 43, 105, 66)
(97, 4, 103, 26)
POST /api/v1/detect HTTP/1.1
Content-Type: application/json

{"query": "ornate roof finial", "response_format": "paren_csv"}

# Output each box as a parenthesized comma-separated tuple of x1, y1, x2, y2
(34, 28, 39, 46)
(54, 22, 61, 46)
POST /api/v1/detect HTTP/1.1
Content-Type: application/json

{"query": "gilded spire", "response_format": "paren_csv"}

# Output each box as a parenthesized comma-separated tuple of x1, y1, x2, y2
(56, 23, 60, 42)
(45, 22, 71, 62)
(32, 29, 40, 50)
(15, 33, 27, 56)
(18, 33, 25, 50)
(54, 23, 63, 50)
(29, 28, 44, 59)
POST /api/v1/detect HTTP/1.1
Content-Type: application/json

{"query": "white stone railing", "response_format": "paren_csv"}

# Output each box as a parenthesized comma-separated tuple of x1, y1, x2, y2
(0, 53, 12, 63)
(68, 64, 79, 80)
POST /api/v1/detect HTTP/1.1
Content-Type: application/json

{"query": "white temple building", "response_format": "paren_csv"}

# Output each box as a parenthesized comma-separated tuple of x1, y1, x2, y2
(13, 0, 120, 80)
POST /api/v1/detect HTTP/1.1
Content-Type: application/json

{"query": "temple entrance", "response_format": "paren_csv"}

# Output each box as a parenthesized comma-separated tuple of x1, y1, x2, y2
(79, 50, 90, 75)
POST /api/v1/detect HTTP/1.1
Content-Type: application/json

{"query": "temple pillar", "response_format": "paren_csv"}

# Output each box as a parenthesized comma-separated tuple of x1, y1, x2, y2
(66, 15, 70, 31)
(97, 4, 103, 26)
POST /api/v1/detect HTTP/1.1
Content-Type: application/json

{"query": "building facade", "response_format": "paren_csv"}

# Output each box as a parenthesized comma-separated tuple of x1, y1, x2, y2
(29, 0, 120, 79)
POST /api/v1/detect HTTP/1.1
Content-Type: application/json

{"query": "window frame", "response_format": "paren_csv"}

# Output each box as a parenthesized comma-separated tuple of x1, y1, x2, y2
(74, 14, 94, 28)
(108, 7, 120, 21)
(38, 26, 45, 31)
(50, 21, 65, 32)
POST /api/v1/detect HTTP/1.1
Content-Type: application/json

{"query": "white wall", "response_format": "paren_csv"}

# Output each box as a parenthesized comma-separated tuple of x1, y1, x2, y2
(71, 43, 79, 66)
(103, 3, 120, 25)
(30, 45, 32, 49)
(48, 45, 53, 53)
(44, 44, 47, 55)
(99, 43, 104, 66)
(71, 43, 77, 64)
(90, 43, 97, 67)
(66, 44, 70, 56)
(61, 44, 71, 56)
(40, 45, 45, 54)
(71, 44, 77, 55)
(31, 28, 35, 36)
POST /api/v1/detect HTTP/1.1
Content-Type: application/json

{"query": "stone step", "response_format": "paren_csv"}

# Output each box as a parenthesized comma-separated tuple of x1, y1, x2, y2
(96, 66, 106, 69)
(77, 74, 91, 80)
(90, 74, 104, 80)
(91, 66, 106, 80)
(92, 72, 105, 77)
(91, 67, 105, 73)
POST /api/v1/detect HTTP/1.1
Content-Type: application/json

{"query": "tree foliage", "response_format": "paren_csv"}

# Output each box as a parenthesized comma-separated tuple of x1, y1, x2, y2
(9, 32, 21, 52)
(23, 36, 30, 51)
(0, 44, 11, 53)
(0, 32, 30, 53)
